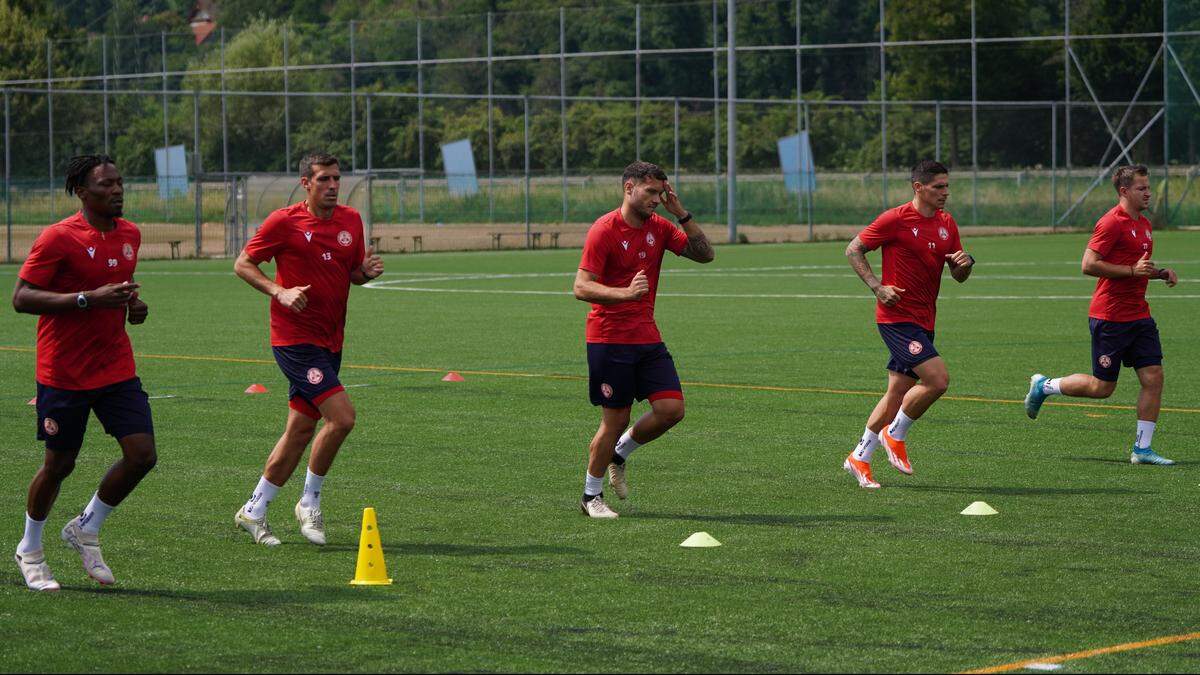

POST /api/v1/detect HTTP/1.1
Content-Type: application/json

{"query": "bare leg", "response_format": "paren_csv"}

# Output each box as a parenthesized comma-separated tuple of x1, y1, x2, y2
(26, 449, 80, 521)
(628, 398, 685, 444)
(898, 357, 950, 420)
(1134, 365, 1163, 423)
(308, 391, 356, 477)
(867, 371, 917, 433)
(1057, 373, 1117, 399)
(262, 409, 318, 486)
(95, 434, 157, 507)
(588, 406, 631, 478)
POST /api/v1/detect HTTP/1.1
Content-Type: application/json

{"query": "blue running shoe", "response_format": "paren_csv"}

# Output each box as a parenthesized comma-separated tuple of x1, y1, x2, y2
(1131, 447, 1176, 465)
(1024, 374, 1049, 419)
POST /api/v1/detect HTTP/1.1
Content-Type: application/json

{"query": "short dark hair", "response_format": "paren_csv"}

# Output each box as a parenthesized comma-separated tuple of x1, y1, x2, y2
(911, 160, 949, 185)
(300, 153, 339, 179)
(65, 154, 116, 195)
(622, 161, 668, 186)
(1112, 164, 1149, 193)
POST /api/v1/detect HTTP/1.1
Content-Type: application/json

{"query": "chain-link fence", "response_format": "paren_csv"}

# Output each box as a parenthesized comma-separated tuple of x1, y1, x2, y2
(2, 0, 1198, 259)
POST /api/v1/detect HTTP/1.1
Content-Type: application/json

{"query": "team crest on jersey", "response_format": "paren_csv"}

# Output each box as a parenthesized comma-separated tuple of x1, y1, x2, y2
(601, 383, 613, 399)
(1098, 355, 1112, 369)
(938, 226, 949, 241)
(42, 417, 59, 436)
(1145, 229, 1152, 240)
(646, 232, 656, 247)
(638, 251, 647, 259)
(122, 243, 134, 260)
(908, 340, 924, 355)
(337, 231, 353, 247)
(306, 368, 324, 385)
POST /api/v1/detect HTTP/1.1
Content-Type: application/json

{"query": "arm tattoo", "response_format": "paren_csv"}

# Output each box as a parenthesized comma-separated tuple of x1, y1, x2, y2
(681, 233, 715, 263)
(846, 239, 881, 291)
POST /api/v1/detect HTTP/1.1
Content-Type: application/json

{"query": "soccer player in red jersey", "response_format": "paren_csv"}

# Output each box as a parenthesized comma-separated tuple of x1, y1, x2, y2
(842, 160, 974, 489)
(1024, 165, 1179, 465)
(12, 155, 156, 591)
(232, 153, 384, 546)
(573, 161, 714, 518)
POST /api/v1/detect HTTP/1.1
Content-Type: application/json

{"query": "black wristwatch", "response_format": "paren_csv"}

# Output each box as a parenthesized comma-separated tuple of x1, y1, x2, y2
(76, 293, 89, 309)
(678, 212, 693, 225)
(965, 254, 976, 267)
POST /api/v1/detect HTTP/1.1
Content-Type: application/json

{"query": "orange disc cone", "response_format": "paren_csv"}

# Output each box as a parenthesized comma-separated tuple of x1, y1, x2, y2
(244, 383, 269, 394)
(441, 372, 465, 382)
(350, 508, 393, 586)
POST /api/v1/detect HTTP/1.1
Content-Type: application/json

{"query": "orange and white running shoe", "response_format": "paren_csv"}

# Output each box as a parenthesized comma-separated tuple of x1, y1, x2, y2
(880, 427, 913, 475)
(843, 455, 881, 489)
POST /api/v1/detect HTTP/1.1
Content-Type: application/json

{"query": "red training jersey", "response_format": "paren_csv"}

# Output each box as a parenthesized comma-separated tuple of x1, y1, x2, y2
(18, 212, 140, 390)
(243, 202, 366, 352)
(857, 202, 963, 332)
(579, 209, 689, 344)
(1087, 205, 1153, 322)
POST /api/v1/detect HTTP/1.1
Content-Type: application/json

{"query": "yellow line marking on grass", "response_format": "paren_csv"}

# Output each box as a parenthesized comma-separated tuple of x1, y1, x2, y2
(961, 631, 1200, 673)
(3, 345, 1200, 414)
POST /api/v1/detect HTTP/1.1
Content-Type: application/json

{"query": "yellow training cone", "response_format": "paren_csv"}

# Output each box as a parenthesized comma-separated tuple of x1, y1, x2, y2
(349, 507, 393, 586)
(680, 532, 722, 548)
(960, 501, 999, 516)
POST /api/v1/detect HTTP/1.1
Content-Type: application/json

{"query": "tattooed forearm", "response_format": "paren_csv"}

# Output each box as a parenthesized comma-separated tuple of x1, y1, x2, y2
(681, 233, 715, 263)
(845, 237, 881, 291)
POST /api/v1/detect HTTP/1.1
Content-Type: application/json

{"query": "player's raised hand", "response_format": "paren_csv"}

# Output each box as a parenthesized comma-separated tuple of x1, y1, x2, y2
(361, 246, 384, 279)
(275, 284, 311, 313)
(88, 281, 141, 308)
(1133, 251, 1156, 277)
(627, 270, 650, 300)
(126, 291, 149, 325)
(662, 181, 687, 219)
(1160, 267, 1178, 287)
(945, 250, 972, 268)
(875, 285, 905, 307)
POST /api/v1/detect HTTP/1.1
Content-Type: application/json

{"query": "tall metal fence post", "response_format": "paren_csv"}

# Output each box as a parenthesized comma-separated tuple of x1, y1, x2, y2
(524, 94, 531, 248)
(4, 89, 11, 263)
(673, 97, 680, 186)
(878, 0, 886, 211)
(47, 39, 54, 219)
(350, 20, 357, 172)
(795, 0, 803, 229)
(1161, 0, 1169, 224)
(365, 93, 373, 240)
(221, 28, 229, 178)
(283, 26, 290, 171)
(635, 3, 642, 160)
(487, 12, 494, 224)
(804, 102, 813, 237)
(1064, 0, 1071, 212)
(726, 0, 737, 244)
(560, 7, 568, 224)
(161, 31, 169, 151)
(102, 35, 110, 154)
(193, 89, 202, 256)
(971, 0, 978, 225)
(417, 19, 424, 224)
(1051, 102, 1057, 230)
(712, 0, 720, 222)
(934, 100, 941, 161)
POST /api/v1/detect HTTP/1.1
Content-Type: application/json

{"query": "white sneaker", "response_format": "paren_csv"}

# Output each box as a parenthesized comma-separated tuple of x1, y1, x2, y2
(235, 509, 281, 546)
(60, 518, 115, 585)
(580, 495, 619, 519)
(14, 549, 60, 591)
(607, 462, 629, 500)
(294, 502, 327, 546)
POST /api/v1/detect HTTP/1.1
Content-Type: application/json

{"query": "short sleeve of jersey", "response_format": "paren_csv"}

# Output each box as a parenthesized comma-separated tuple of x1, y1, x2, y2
(858, 209, 900, 250)
(19, 227, 65, 287)
(1087, 218, 1120, 258)
(662, 217, 689, 256)
(579, 224, 610, 275)
(244, 211, 289, 263)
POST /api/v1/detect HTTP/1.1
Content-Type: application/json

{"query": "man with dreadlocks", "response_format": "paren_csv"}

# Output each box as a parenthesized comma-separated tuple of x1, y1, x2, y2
(11, 155, 156, 591)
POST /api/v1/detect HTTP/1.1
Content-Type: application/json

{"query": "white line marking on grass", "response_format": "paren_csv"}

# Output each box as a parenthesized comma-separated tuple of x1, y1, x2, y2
(148, 394, 178, 400)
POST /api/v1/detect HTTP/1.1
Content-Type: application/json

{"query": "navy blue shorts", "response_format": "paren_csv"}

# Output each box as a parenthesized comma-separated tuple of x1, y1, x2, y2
(1090, 317, 1162, 382)
(272, 344, 345, 419)
(35, 377, 154, 452)
(878, 322, 939, 379)
(587, 342, 684, 408)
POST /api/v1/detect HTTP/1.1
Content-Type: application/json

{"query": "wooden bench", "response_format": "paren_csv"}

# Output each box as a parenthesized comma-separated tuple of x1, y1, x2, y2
(530, 232, 543, 249)
(168, 240, 182, 260)
(490, 232, 503, 249)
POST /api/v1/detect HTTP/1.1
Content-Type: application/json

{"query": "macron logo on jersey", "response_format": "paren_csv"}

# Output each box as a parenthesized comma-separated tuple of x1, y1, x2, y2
(304, 231, 313, 242)
(86, 247, 96, 259)
(911, 227, 919, 237)
(621, 240, 629, 250)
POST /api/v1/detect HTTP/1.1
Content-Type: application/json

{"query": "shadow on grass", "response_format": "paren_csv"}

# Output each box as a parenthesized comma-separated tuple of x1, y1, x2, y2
(57, 584, 397, 604)
(315, 543, 589, 557)
(631, 512, 894, 527)
(1066, 456, 1188, 466)
(893, 484, 1150, 496)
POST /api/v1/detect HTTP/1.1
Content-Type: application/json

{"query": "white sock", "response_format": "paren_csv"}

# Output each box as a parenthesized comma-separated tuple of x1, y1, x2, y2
(852, 428, 880, 462)
(79, 493, 114, 536)
(17, 514, 46, 554)
(584, 472, 604, 497)
(1135, 420, 1156, 450)
(888, 410, 916, 441)
(1042, 378, 1063, 396)
(242, 476, 281, 520)
(300, 469, 325, 510)
(615, 429, 642, 460)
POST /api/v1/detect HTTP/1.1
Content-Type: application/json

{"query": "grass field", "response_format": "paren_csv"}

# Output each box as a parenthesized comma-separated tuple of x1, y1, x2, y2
(1, 231, 1198, 672)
